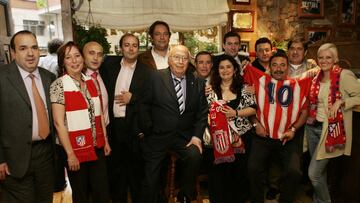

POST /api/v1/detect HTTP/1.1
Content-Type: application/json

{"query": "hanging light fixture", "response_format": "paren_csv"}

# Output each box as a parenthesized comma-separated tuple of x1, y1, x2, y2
(84, 0, 94, 27)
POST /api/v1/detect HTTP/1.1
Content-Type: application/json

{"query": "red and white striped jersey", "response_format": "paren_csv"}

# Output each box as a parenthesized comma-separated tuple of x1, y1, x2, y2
(243, 65, 311, 139)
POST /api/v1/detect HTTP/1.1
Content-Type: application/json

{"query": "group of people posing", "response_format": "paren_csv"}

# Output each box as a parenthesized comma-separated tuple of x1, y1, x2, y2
(0, 20, 359, 203)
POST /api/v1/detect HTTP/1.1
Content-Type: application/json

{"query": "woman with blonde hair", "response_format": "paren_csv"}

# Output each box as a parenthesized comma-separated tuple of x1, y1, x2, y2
(306, 43, 360, 203)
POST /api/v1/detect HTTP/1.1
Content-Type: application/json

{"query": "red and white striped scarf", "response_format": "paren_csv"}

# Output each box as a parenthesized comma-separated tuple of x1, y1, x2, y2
(308, 65, 346, 153)
(209, 101, 245, 164)
(62, 74, 105, 163)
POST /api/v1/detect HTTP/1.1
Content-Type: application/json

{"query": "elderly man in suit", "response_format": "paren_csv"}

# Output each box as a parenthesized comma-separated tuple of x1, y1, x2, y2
(138, 45, 208, 203)
(100, 33, 151, 203)
(0, 30, 56, 202)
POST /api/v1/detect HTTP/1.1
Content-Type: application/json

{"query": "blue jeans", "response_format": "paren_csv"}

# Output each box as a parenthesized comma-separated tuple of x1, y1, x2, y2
(306, 124, 331, 203)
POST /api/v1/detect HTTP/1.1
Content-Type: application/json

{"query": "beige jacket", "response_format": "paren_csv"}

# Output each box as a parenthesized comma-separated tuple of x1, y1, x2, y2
(316, 69, 360, 160)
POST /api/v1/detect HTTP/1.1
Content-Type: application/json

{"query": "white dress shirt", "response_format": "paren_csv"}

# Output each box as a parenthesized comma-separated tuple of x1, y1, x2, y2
(151, 48, 169, 70)
(113, 59, 136, 117)
(18, 66, 47, 141)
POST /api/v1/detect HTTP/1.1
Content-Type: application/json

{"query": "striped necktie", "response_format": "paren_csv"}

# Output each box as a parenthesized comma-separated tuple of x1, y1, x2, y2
(174, 78, 185, 114)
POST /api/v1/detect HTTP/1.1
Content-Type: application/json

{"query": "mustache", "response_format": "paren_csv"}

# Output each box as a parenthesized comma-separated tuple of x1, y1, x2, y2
(273, 70, 284, 74)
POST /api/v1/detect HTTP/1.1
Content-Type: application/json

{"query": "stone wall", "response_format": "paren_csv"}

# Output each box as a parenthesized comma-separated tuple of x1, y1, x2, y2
(228, 0, 360, 68)
(255, 0, 360, 42)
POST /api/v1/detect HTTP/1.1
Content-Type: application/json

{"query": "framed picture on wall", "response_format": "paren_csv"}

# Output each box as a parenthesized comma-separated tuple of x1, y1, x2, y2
(240, 41, 250, 52)
(339, 0, 357, 26)
(233, 0, 251, 5)
(306, 27, 332, 43)
(298, 0, 324, 18)
(229, 10, 254, 32)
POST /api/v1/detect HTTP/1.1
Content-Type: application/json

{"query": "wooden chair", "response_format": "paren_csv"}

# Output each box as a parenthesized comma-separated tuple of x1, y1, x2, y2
(166, 152, 205, 203)
(167, 152, 177, 203)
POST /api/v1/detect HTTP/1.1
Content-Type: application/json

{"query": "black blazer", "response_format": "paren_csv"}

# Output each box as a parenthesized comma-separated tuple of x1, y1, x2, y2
(139, 67, 208, 141)
(0, 62, 56, 178)
(100, 56, 151, 136)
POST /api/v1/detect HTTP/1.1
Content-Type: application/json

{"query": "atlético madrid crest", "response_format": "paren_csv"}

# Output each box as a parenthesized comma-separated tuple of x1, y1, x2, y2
(76, 135, 86, 147)
(213, 130, 230, 154)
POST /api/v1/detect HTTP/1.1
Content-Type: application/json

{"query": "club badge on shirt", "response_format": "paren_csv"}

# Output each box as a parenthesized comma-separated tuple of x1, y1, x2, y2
(76, 135, 86, 147)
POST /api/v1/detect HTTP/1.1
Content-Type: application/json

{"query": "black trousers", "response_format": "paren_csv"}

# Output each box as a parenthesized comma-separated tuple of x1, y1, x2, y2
(1, 139, 54, 203)
(107, 118, 144, 203)
(139, 134, 202, 203)
(248, 135, 302, 203)
(267, 126, 305, 190)
(53, 144, 67, 192)
(207, 131, 252, 203)
(67, 147, 110, 203)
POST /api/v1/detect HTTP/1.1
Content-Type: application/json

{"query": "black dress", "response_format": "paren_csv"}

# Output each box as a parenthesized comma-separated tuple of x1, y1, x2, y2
(206, 94, 255, 203)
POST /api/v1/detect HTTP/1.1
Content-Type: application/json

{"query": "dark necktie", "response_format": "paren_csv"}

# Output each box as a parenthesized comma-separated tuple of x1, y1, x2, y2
(29, 74, 49, 139)
(91, 72, 103, 110)
(174, 78, 185, 114)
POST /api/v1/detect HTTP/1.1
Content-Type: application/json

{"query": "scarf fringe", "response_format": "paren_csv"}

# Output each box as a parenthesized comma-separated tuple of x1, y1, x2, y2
(214, 155, 235, 164)
(326, 143, 346, 153)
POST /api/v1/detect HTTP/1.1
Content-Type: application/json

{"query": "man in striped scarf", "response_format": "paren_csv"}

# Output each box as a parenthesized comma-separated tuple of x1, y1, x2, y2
(244, 51, 310, 203)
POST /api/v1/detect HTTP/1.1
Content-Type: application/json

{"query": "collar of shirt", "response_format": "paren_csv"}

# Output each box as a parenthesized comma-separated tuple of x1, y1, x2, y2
(289, 61, 305, 70)
(171, 72, 186, 84)
(17, 64, 40, 80)
(151, 47, 170, 70)
(85, 69, 99, 77)
(120, 58, 137, 70)
(151, 47, 169, 59)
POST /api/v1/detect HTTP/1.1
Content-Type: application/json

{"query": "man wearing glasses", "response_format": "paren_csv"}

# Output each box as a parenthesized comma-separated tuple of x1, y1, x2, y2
(138, 45, 208, 203)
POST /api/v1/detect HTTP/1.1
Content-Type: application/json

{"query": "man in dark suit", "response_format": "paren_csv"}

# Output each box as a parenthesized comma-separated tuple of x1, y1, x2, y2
(0, 30, 56, 202)
(138, 45, 208, 203)
(214, 31, 250, 74)
(100, 33, 151, 203)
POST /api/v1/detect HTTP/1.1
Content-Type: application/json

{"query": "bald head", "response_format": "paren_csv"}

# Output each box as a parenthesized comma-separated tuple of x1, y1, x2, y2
(168, 45, 190, 78)
(83, 41, 104, 71)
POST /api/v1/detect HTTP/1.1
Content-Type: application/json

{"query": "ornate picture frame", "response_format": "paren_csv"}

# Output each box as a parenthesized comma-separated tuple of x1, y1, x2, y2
(229, 10, 254, 32)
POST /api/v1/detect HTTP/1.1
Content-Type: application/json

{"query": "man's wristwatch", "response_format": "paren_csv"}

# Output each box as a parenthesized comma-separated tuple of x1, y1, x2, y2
(290, 126, 296, 133)
(252, 123, 258, 128)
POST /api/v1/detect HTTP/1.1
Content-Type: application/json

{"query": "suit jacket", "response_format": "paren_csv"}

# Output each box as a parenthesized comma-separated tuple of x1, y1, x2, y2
(100, 56, 151, 137)
(139, 67, 208, 142)
(0, 62, 56, 178)
(138, 49, 157, 70)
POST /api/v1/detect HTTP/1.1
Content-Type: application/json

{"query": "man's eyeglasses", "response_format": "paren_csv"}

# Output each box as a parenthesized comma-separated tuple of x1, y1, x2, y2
(171, 55, 189, 61)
